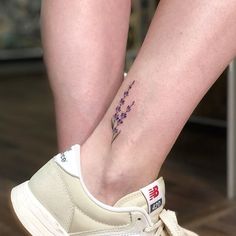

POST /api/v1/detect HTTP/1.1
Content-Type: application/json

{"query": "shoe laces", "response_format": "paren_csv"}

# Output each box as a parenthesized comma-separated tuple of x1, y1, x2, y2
(143, 209, 198, 236)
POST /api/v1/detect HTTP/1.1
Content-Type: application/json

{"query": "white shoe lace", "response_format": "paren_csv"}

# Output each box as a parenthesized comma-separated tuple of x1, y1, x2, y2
(143, 209, 198, 236)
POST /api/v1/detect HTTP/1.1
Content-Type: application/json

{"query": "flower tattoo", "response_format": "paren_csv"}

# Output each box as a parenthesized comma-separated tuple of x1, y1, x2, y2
(111, 80, 135, 143)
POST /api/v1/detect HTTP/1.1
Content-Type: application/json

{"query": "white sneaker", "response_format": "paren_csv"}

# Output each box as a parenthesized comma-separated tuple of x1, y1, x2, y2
(11, 144, 198, 236)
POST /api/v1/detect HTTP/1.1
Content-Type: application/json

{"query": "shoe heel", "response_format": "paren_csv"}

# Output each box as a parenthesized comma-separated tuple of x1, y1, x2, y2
(11, 181, 68, 236)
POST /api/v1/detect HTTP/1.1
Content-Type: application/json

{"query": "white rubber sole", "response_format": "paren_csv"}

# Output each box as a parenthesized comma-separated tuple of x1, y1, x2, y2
(11, 181, 68, 236)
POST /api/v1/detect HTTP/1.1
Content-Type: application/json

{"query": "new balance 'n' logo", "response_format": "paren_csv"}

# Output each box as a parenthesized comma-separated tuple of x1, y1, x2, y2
(148, 185, 159, 200)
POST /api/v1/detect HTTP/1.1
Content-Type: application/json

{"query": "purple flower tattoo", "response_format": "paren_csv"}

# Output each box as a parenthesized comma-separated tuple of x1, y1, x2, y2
(111, 80, 136, 143)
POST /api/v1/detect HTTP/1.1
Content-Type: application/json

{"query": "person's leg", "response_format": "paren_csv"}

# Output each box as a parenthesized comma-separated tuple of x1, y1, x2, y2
(40, 0, 131, 151)
(81, 0, 236, 205)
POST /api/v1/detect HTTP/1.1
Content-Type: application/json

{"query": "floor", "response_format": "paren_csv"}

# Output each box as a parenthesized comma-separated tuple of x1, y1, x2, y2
(0, 74, 235, 235)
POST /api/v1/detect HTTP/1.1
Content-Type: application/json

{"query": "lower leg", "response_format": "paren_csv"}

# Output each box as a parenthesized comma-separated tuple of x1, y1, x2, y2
(40, 0, 131, 151)
(81, 0, 236, 205)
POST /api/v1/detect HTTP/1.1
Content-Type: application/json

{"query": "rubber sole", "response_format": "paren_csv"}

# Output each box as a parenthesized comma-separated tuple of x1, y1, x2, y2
(11, 181, 68, 236)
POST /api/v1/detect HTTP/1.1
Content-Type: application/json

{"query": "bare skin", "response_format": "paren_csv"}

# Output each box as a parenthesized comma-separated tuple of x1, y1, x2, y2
(40, 0, 131, 150)
(80, 0, 236, 205)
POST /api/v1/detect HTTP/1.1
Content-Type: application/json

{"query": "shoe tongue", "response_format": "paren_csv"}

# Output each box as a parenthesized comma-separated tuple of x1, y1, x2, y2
(114, 177, 166, 216)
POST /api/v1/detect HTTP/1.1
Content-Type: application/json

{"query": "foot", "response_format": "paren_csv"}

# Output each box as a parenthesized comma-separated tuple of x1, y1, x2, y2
(11, 145, 197, 236)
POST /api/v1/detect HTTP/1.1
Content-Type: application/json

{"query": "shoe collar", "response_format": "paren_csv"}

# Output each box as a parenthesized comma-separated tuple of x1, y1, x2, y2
(54, 144, 166, 226)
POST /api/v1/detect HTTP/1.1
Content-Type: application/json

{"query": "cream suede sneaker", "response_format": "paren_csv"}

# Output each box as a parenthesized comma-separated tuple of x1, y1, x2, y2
(11, 145, 197, 236)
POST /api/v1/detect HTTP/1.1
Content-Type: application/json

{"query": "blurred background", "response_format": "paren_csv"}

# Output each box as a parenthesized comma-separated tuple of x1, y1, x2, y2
(0, 0, 235, 235)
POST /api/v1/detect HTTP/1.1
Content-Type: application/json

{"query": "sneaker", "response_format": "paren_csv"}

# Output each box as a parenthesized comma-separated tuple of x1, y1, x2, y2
(11, 144, 198, 236)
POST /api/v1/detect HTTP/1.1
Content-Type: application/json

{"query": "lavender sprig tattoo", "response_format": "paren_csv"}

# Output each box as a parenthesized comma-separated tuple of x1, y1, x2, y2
(111, 80, 135, 143)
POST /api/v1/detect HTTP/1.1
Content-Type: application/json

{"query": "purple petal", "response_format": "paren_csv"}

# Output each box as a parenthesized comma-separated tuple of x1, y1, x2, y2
(116, 106, 121, 112)
(124, 91, 129, 97)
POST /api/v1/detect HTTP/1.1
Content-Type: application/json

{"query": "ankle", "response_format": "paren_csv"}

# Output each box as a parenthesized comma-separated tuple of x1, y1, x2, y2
(81, 137, 161, 205)
(97, 165, 138, 205)
(81, 149, 150, 205)
(81, 149, 131, 204)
